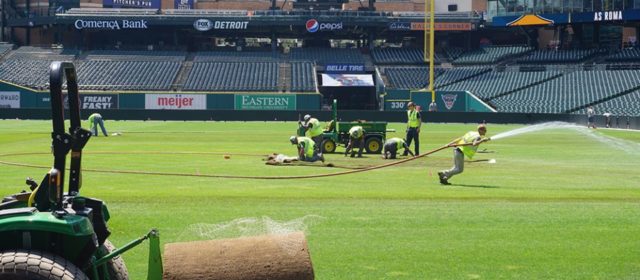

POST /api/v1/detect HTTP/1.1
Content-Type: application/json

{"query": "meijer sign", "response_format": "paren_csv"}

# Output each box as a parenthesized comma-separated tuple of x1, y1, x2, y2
(146, 94, 206, 110)
(235, 95, 296, 110)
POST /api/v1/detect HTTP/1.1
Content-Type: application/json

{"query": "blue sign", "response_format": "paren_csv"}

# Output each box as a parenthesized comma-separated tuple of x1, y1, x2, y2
(103, 0, 160, 9)
(388, 22, 411, 31)
(325, 64, 365, 73)
(572, 10, 640, 23)
(175, 0, 193, 9)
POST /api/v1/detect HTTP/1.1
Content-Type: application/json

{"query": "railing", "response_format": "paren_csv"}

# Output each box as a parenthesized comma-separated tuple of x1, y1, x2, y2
(64, 8, 160, 15)
(56, 8, 481, 20)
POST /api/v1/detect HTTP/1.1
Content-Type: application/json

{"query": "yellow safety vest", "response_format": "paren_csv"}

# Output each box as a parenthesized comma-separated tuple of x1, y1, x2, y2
(349, 126, 364, 138)
(457, 131, 481, 159)
(307, 118, 323, 137)
(407, 110, 420, 128)
(387, 137, 405, 150)
(298, 137, 315, 158)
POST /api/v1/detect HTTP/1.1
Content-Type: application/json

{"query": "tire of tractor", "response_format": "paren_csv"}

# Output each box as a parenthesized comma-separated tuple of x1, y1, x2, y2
(101, 240, 130, 280)
(365, 137, 383, 154)
(321, 139, 336, 153)
(0, 250, 89, 280)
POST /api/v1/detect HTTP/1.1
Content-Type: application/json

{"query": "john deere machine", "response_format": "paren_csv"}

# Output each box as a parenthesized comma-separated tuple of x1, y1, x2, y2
(0, 62, 314, 280)
(0, 62, 162, 279)
(299, 100, 389, 154)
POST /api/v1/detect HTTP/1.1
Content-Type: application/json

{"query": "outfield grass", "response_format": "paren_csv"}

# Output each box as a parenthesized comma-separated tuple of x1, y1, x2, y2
(1, 120, 639, 279)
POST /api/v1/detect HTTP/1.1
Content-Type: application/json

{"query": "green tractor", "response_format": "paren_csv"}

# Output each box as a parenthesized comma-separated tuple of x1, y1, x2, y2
(0, 62, 162, 280)
(299, 100, 390, 154)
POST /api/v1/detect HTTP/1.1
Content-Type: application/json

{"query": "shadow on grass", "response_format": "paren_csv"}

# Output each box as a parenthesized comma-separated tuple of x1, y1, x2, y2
(450, 183, 500, 189)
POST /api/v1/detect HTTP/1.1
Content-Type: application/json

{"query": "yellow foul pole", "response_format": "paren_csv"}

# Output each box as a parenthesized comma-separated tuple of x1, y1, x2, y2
(428, 0, 435, 102)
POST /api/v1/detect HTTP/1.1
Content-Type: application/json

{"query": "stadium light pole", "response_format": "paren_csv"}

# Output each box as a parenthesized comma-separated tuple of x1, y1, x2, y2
(423, 0, 435, 103)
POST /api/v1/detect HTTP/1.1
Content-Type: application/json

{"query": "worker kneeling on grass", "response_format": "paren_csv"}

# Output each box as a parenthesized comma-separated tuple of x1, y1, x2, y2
(345, 125, 365, 158)
(383, 137, 414, 159)
(438, 124, 491, 185)
(290, 136, 325, 163)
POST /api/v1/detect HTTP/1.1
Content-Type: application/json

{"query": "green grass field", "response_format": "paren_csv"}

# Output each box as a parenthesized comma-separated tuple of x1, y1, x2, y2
(1, 120, 639, 279)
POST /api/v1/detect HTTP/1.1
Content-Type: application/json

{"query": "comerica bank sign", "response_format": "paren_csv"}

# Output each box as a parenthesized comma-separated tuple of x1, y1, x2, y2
(74, 20, 148, 30)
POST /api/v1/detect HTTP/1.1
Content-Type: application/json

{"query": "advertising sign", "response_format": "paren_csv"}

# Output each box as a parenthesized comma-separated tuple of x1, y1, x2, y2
(306, 19, 343, 33)
(145, 94, 206, 110)
(325, 64, 365, 73)
(234, 95, 296, 110)
(388, 22, 411, 31)
(435, 91, 466, 112)
(175, 0, 193, 9)
(410, 22, 474, 31)
(103, 0, 160, 8)
(321, 74, 374, 87)
(193, 19, 249, 31)
(63, 94, 118, 110)
(0, 91, 20, 108)
(74, 19, 148, 30)
(572, 10, 640, 23)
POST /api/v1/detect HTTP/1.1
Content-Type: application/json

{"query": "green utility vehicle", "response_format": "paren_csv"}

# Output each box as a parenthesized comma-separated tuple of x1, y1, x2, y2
(0, 62, 162, 280)
(299, 100, 390, 154)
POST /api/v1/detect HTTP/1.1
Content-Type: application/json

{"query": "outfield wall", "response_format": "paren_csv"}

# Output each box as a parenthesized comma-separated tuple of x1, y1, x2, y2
(384, 90, 495, 113)
(0, 82, 322, 111)
(2, 109, 639, 129)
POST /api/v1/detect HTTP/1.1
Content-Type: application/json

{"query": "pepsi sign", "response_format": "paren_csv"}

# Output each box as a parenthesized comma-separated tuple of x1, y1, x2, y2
(306, 19, 343, 33)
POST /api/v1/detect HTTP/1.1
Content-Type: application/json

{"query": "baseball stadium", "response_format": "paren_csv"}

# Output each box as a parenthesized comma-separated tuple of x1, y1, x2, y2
(0, 0, 639, 279)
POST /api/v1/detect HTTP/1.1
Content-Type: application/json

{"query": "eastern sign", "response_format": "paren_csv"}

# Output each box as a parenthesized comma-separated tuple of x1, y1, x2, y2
(325, 64, 365, 73)
(0, 91, 20, 108)
(234, 95, 296, 110)
(306, 19, 343, 33)
(103, 0, 160, 9)
(74, 20, 148, 30)
(145, 94, 206, 110)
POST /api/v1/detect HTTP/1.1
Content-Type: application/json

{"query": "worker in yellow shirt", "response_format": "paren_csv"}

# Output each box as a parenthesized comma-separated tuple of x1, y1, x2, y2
(88, 113, 108, 137)
(383, 137, 414, 159)
(299, 114, 324, 153)
(344, 125, 365, 158)
(438, 124, 491, 185)
(404, 102, 421, 156)
(290, 136, 325, 163)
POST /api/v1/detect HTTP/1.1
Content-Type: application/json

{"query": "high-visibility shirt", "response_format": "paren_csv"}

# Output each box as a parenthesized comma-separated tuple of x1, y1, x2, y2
(387, 137, 406, 150)
(407, 110, 420, 128)
(297, 137, 315, 158)
(349, 126, 364, 138)
(307, 118, 323, 137)
(457, 131, 482, 159)
(88, 113, 101, 124)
